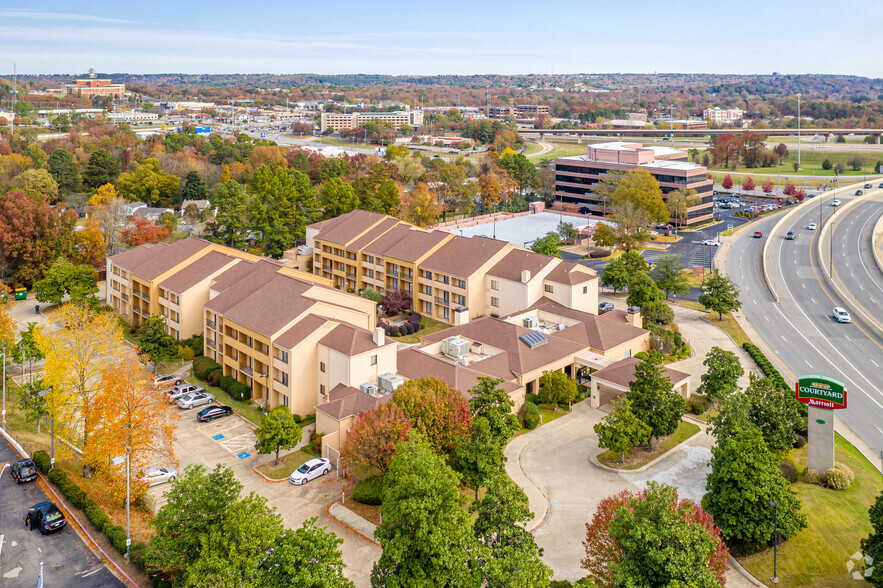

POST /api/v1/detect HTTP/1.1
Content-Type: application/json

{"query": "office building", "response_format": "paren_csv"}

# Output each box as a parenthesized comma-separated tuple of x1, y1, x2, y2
(320, 110, 424, 133)
(62, 69, 125, 98)
(703, 107, 744, 124)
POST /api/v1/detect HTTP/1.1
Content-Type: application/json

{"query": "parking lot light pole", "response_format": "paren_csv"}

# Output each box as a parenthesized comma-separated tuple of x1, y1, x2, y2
(262, 372, 270, 415)
(112, 445, 131, 560)
(1, 344, 6, 429)
(768, 500, 779, 584)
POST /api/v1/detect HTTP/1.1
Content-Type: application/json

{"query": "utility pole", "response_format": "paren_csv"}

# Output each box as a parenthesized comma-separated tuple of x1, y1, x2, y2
(797, 93, 801, 169)
(11, 63, 16, 138)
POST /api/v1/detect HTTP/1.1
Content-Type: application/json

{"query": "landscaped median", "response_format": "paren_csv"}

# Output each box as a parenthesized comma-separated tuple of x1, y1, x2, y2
(253, 447, 319, 482)
(595, 419, 701, 470)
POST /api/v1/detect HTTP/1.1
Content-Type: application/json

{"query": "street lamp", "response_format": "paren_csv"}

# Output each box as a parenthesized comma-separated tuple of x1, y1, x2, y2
(768, 500, 779, 584)
(0, 461, 11, 580)
(37, 388, 54, 470)
(262, 372, 270, 415)
(111, 444, 131, 560)
(1, 344, 6, 429)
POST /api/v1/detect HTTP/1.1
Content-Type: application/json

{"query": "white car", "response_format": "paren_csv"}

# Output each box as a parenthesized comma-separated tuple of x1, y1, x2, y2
(289, 458, 331, 486)
(833, 307, 851, 323)
(832, 199, 841, 207)
(176, 391, 215, 410)
(701, 239, 721, 246)
(807, 223, 818, 230)
(138, 467, 178, 487)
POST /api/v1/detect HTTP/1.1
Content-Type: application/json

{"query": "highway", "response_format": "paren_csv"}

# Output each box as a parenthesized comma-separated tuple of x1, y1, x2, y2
(727, 184, 883, 458)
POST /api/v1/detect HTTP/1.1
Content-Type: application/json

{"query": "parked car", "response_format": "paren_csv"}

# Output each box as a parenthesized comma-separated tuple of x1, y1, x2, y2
(701, 239, 721, 246)
(833, 307, 851, 323)
(11, 458, 37, 484)
(197, 405, 233, 422)
(598, 302, 614, 313)
(138, 467, 178, 486)
(785, 230, 795, 240)
(152, 373, 182, 390)
(176, 391, 215, 410)
(807, 223, 818, 230)
(753, 231, 763, 238)
(289, 458, 331, 486)
(27, 502, 67, 535)
(166, 383, 204, 403)
(833, 199, 842, 206)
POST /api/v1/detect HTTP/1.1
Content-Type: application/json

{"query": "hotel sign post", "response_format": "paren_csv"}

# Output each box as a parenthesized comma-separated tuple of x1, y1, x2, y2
(795, 376, 846, 472)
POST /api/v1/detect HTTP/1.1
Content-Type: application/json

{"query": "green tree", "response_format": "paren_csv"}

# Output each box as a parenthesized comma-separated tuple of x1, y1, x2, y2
(538, 370, 578, 404)
(626, 272, 664, 308)
(652, 254, 690, 298)
(137, 315, 178, 370)
(359, 287, 383, 304)
(47, 148, 79, 194)
(254, 406, 303, 464)
(641, 300, 675, 325)
(557, 221, 578, 243)
(372, 435, 481, 588)
(353, 163, 400, 216)
(592, 223, 616, 248)
(621, 250, 649, 275)
(710, 375, 802, 452)
(13, 322, 44, 363)
(594, 397, 651, 463)
(600, 259, 630, 293)
(247, 165, 317, 258)
(82, 149, 120, 190)
(665, 189, 690, 228)
(704, 427, 807, 553)
(698, 269, 742, 320)
(530, 232, 561, 258)
(467, 376, 518, 447)
(319, 177, 360, 219)
(821, 157, 833, 170)
(317, 158, 352, 183)
(180, 171, 207, 202)
(472, 475, 553, 587)
(451, 416, 504, 500)
(607, 169, 668, 243)
(696, 346, 743, 403)
(15, 169, 60, 202)
(208, 179, 248, 248)
(497, 152, 537, 195)
(17, 377, 49, 429)
(861, 491, 883, 587)
(116, 158, 181, 206)
(626, 352, 685, 448)
(33, 257, 99, 305)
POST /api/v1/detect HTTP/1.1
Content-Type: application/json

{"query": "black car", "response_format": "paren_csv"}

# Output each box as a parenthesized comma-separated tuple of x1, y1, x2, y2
(27, 501, 67, 534)
(11, 459, 37, 484)
(197, 405, 233, 422)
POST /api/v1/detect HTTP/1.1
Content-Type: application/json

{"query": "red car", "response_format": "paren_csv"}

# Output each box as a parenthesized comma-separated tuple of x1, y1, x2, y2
(753, 231, 763, 238)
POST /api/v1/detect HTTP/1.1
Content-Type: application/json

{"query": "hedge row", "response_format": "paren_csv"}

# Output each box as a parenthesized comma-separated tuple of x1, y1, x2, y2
(352, 475, 384, 505)
(523, 402, 540, 430)
(742, 342, 789, 390)
(193, 356, 221, 380)
(32, 450, 150, 573)
(219, 375, 251, 402)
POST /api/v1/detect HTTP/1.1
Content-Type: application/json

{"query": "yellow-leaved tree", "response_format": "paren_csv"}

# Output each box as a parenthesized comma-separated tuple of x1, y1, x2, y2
(88, 183, 129, 255)
(34, 303, 126, 477)
(94, 356, 177, 504)
(0, 284, 17, 351)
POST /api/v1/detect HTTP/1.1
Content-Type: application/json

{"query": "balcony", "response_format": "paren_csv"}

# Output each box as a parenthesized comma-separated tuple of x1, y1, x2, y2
(388, 268, 399, 277)
(121, 293, 129, 302)
(142, 294, 151, 302)
(206, 320, 216, 330)
(435, 297, 450, 307)
(132, 307, 141, 315)
(239, 364, 253, 376)
(346, 272, 357, 279)
(206, 340, 216, 350)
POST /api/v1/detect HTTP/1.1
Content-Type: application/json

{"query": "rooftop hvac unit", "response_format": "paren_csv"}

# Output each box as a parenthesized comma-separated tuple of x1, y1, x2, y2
(522, 316, 539, 329)
(360, 383, 378, 397)
(441, 336, 470, 359)
(379, 373, 405, 393)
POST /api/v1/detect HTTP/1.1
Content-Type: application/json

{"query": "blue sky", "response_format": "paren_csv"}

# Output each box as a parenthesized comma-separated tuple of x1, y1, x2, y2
(2, 1, 882, 76)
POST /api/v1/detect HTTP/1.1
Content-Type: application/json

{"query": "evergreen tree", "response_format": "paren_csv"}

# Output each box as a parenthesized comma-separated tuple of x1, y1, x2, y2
(208, 180, 248, 248)
(698, 269, 742, 320)
(696, 346, 744, 403)
(47, 148, 79, 193)
(626, 352, 685, 447)
(82, 149, 120, 190)
(181, 171, 207, 202)
(594, 397, 651, 463)
(861, 491, 883, 587)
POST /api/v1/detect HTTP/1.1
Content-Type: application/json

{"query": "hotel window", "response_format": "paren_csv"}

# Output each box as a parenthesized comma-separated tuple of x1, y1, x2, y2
(443, 307, 450, 320)
(457, 295, 466, 306)
(366, 255, 374, 264)
(442, 275, 450, 285)
(320, 362, 326, 373)
(425, 285, 433, 296)
(281, 372, 289, 386)
(583, 286, 588, 294)
(320, 384, 326, 396)
(491, 297, 500, 308)
(370, 355, 377, 366)
(491, 280, 499, 290)
(365, 269, 374, 278)
(282, 395, 289, 408)
(424, 301, 433, 314)
(280, 350, 289, 364)
(455, 279, 466, 289)
(545, 285, 554, 293)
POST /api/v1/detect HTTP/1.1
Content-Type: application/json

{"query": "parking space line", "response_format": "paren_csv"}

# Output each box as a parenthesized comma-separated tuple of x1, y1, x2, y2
(210, 423, 248, 435)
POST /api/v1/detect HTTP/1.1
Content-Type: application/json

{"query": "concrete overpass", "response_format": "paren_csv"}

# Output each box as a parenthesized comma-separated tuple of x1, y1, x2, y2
(519, 128, 883, 141)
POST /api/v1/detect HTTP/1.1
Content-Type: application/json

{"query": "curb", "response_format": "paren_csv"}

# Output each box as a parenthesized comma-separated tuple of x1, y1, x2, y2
(590, 419, 703, 474)
(728, 555, 768, 587)
(325, 501, 381, 547)
(872, 212, 883, 276)
(251, 466, 289, 483)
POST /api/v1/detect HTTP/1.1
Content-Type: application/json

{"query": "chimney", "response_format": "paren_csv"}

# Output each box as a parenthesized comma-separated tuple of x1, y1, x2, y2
(521, 269, 531, 283)
(627, 306, 642, 328)
(373, 326, 385, 347)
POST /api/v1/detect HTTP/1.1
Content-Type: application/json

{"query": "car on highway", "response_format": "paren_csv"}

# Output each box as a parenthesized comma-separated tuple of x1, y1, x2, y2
(27, 502, 67, 535)
(864, 183, 872, 189)
(807, 223, 818, 230)
(832, 307, 851, 323)
(166, 383, 204, 403)
(197, 405, 233, 422)
(11, 458, 37, 484)
(153, 373, 182, 390)
(289, 458, 331, 486)
(854, 190, 863, 196)
(598, 302, 614, 314)
(701, 239, 721, 246)
(753, 231, 763, 238)
(785, 230, 795, 240)
(878, 183, 883, 189)
(138, 467, 178, 486)
(176, 391, 215, 410)
(832, 199, 842, 206)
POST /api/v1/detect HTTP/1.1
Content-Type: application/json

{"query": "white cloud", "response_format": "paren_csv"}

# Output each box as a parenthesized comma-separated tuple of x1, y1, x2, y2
(0, 9, 135, 24)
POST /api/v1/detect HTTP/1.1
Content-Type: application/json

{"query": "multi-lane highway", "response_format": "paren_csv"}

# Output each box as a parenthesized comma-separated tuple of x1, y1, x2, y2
(727, 183, 883, 458)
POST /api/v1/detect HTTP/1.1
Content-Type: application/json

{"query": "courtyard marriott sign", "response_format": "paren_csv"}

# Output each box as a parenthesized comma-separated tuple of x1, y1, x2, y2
(795, 376, 847, 410)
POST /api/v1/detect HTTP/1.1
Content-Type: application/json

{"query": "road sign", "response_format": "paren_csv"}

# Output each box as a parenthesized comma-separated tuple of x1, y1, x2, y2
(795, 375, 846, 410)
(727, 224, 733, 232)
(260, 132, 265, 138)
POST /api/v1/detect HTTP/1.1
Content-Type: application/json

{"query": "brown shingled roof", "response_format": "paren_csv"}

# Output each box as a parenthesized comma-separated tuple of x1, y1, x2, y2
(205, 260, 281, 314)
(121, 237, 213, 281)
(421, 236, 510, 278)
(382, 229, 450, 263)
(217, 273, 315, 337)
(545, 262, 597, 285)
(346, 216, 405, 252)
(274, 314, 331, 350)
(397, 348, 522, 397)
(109, 242, 167, 273)
(314, 210, 392, 246)
(487, 249, 555, 282)
(159, 251, 241, 294)
(527, 298, 648, 351)
(591, 356, 690, 388)
(315, 384, 390, 420)
(319, 324, 381, 356)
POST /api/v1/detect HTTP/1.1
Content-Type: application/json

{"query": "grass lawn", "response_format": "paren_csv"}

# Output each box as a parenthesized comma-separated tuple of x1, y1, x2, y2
(598, 420, 701, 469)
(255, 448, 317, 480)
(680, 269, 706, 288)
(523, 141, 544, 156)
(396, 315, 450, 344)
(341, 500, 381, 526)
(740, 435, 883, 587)
(199, 382, 265, 425)
(518, 403, 572, 434)
(535, 142, 590, 166)
(706, 148, 880, 179)
(704, 311, 752, 348)
(117, 317, 140, 346)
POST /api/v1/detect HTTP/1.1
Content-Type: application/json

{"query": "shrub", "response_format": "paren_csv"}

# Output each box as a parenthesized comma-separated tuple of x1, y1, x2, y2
(228, 381, 252, 402)
(793, 434, 806, 449)
(193, 356, 220, 380)
(180, 334, 204, 357)
(804, 468, 821, 485)
(32, 450, 50, 474)
(402, 322, 414, 335)
(408, 312, 421, 326)
(85, 504, 111, 533)
(779, 457, 799, 483)
(633, 351, 649, 361)
(106, 524, 128, 554)
(525, 393, 540, 405)
(177, 345, 195, 361)
(523, 402, 540, 429)
(207, 370, 221, 386)
(686, 394, 711, 415)
(823, 463, 854, 490)
(589, 249, 610, 258)
(128, 541, 149, 572)
(310, 431, 322, 454)
(352, 475, 384, 505)
(292, 413, 302, 423)
(220, 375, 237, 392)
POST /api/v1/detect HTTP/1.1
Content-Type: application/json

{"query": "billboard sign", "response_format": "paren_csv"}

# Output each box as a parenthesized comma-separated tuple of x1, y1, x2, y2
(795, 375, 846, 410)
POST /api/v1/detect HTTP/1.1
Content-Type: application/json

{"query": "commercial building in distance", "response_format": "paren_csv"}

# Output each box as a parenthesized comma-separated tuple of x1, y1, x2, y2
(319, 110, 424, 133)
(488, 104, 550, 120)
(61, 69, 125, 98)
(703, 107, 744, 124)
(554, 141, 714, 225)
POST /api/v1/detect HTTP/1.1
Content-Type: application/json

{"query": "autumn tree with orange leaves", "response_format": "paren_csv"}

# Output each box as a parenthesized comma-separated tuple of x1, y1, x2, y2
(34, 304, 126, 477)
(400, 183, 441, 228)
(94, 356, 176, 504)
(121, 215, 170, 247)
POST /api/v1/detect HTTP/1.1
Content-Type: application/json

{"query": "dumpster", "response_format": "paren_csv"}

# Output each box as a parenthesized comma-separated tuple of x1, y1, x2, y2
(14, 288, 26, 301)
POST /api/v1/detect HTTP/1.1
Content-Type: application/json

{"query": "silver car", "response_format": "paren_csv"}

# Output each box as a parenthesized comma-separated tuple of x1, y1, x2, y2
(166, 383, 204, 403)
(176, 391, 215, 410)
(139, 467, 178, 487)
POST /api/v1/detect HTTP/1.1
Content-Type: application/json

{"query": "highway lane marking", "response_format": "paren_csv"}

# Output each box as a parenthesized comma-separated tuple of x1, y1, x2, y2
(872, 359, 880, 368)
(764, 315, 769, 322)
